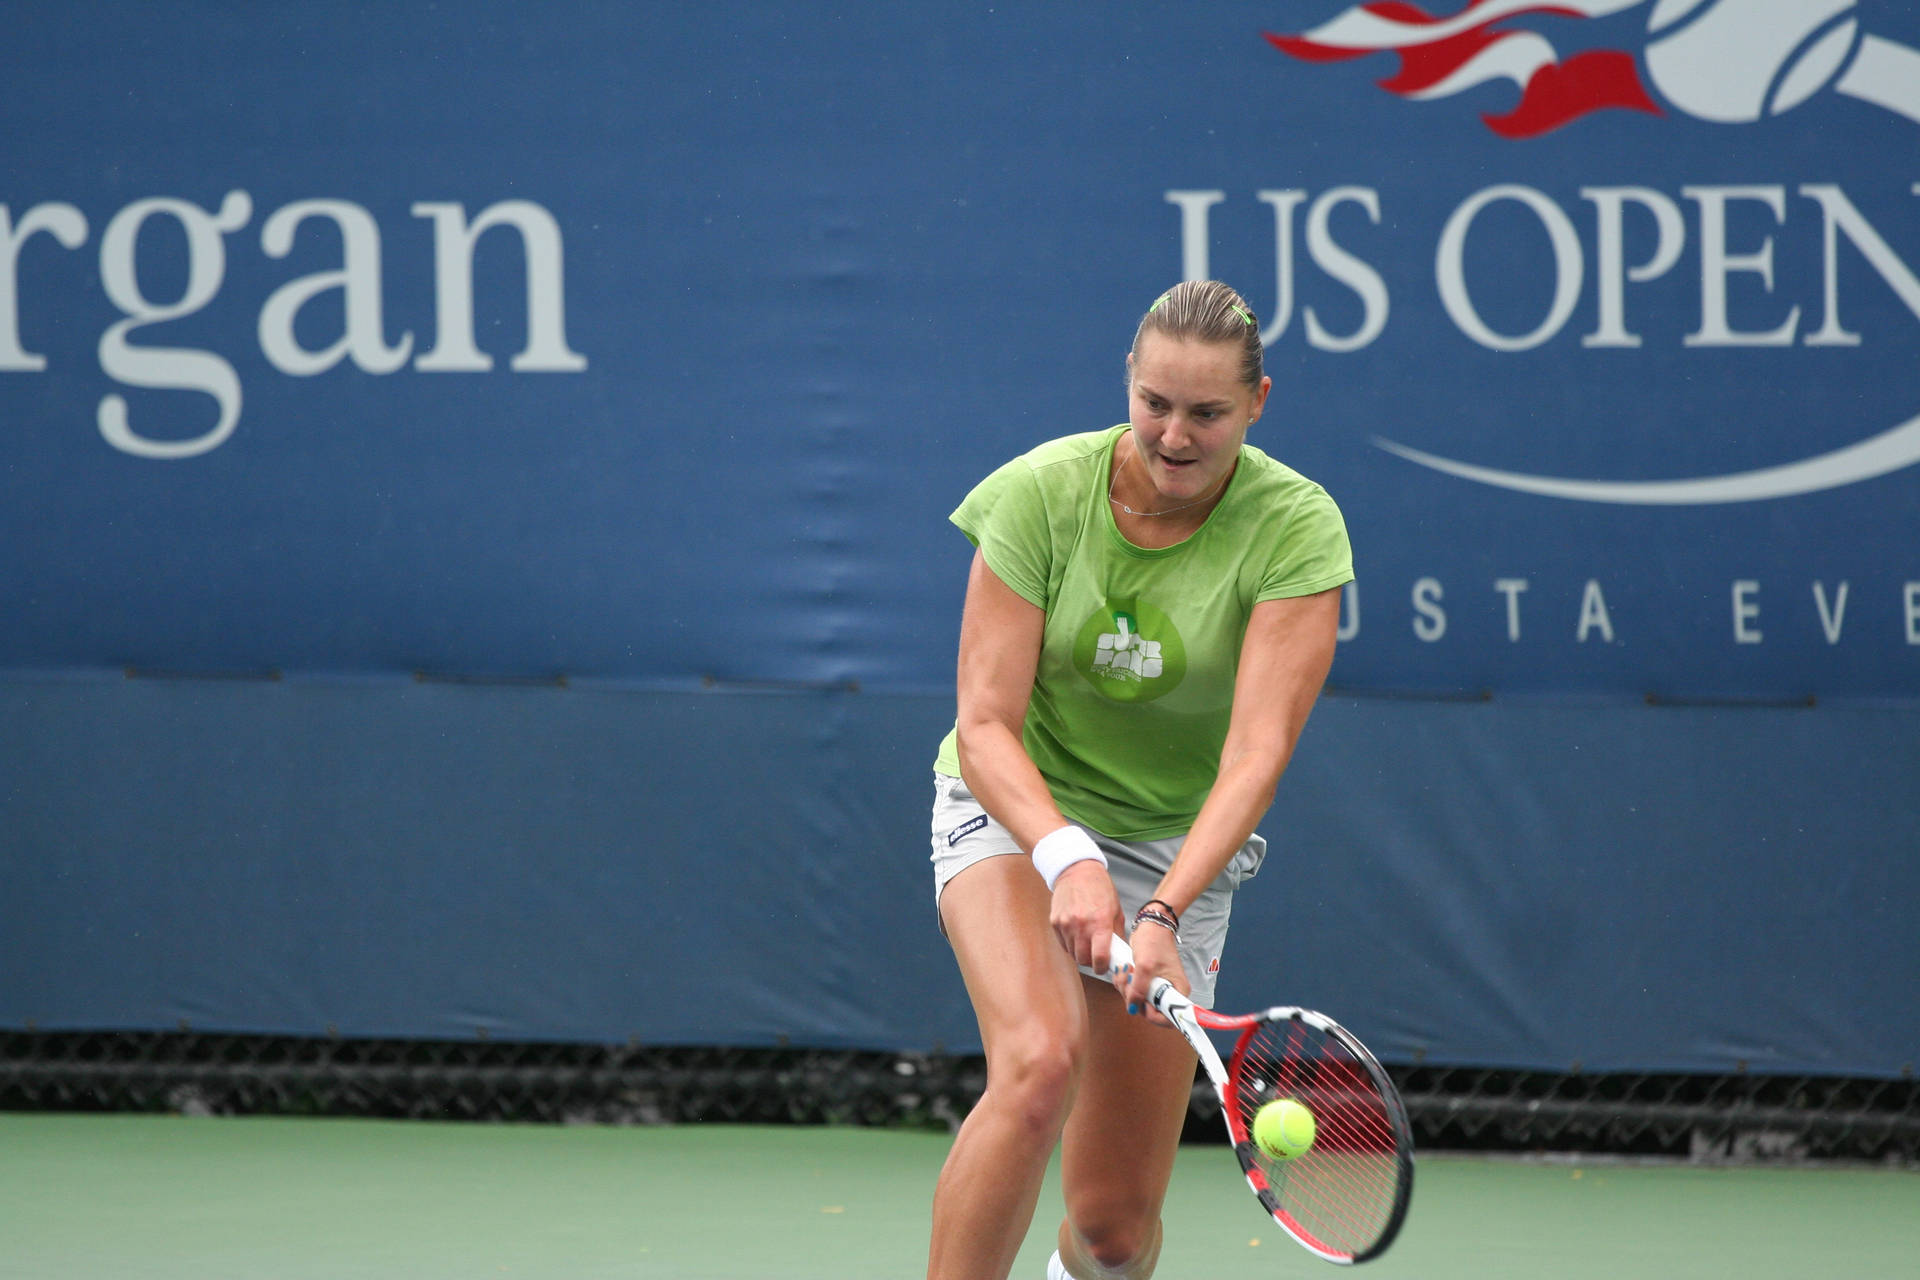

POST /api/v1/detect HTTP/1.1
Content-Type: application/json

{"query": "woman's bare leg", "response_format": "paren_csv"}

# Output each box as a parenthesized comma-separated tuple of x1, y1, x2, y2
(928, 855, 1091, 1280)
(1053, 976, 1196, 1279)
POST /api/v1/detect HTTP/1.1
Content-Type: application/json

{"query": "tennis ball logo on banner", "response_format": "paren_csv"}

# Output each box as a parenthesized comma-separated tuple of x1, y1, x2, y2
(1214, 1, 1920, 508)
(1268, 1, 1918, 139)
(1074, 601, 1187, 701)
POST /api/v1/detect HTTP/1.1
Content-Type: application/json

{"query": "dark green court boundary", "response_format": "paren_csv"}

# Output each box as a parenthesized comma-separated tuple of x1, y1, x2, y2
(3, 1114, 1915, 1280)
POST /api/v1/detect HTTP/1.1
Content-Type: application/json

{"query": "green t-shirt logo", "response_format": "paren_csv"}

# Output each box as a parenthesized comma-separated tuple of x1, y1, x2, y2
(1073, 598, 1187, 702)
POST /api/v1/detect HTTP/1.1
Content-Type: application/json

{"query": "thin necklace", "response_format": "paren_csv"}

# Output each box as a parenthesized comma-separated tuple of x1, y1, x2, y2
(1108, 440, 1231, 518)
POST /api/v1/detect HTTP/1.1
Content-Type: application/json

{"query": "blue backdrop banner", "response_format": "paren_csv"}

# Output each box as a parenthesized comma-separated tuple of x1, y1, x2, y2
(2, 2, 1916, 1075)
(3, 1, 1916, 699)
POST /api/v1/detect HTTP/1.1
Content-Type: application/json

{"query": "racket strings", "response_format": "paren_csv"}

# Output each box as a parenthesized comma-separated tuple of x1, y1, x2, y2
(1232, 1019, 1405, 1259)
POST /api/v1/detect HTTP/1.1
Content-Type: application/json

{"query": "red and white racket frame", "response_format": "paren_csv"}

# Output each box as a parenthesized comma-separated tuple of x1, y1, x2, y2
(1105, 934, 1414, 1265)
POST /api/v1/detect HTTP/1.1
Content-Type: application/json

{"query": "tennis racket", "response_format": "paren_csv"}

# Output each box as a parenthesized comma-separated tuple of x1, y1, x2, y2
(1105, 934, 1413, 1265)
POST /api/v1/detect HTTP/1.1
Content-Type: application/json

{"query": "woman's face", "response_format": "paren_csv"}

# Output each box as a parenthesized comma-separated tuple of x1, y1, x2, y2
(1125, 332, 1271, 505)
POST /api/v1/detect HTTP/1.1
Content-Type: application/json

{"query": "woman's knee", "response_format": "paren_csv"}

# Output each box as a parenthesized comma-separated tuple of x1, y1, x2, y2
(1064, 1154, 1166, 1272)
(1066, 1206, 1161, 1275)
(986, 1026, 1086, 1137)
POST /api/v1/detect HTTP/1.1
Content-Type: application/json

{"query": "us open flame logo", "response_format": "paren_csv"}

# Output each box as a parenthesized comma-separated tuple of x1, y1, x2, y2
(1270, 0, 1920, 137)
(1266, 0, 1920, 505)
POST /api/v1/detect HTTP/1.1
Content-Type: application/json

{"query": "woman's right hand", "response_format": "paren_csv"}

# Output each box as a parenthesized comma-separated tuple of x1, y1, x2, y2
(1049, 859, 1126, 977)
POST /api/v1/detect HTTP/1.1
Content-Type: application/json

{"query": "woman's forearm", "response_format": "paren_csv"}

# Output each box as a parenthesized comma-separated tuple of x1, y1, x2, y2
(955, 716, 1072, 854)
(1151, 743, 1290, 915)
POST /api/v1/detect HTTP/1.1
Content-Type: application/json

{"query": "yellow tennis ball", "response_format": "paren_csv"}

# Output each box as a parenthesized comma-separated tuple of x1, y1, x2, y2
(1253, 1099, 1316, 1160)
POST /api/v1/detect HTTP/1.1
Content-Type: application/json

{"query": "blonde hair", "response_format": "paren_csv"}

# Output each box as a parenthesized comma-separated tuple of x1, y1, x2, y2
(1129, 280, 1264, 390)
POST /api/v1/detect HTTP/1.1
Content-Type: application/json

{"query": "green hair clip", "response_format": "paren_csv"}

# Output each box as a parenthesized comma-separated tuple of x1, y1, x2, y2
(1149, 294, 1252, 326)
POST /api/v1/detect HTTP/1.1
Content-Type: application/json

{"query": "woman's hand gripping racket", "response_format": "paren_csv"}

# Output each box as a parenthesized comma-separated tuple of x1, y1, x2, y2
(1106, 935, 1413, 1265)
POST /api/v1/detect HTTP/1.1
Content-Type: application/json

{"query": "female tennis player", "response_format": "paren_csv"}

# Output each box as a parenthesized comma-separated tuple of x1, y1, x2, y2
(925, 280, 1352, 1280)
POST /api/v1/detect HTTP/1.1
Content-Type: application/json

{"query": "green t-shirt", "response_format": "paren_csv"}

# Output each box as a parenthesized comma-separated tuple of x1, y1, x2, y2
(933, 424, 1354, 840)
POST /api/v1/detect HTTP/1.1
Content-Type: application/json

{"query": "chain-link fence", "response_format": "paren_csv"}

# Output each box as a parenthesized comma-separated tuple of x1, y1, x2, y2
(4, 1031, 1914, 1164)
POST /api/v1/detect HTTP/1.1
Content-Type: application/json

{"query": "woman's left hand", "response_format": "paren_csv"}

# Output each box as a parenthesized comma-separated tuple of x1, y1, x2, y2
(1118, 918, 1187, 1027)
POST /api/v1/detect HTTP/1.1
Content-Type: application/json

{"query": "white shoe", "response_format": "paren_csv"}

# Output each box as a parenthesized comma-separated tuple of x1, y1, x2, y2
(1046, 1250, 1072, 1280)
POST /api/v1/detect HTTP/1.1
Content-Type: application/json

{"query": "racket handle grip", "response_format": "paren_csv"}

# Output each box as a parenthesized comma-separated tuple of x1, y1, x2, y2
(1106, 933, 1179, 1007)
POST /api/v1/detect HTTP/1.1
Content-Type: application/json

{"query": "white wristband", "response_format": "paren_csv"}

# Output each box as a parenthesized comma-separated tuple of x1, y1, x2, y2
(1031, 825, 1107, 891)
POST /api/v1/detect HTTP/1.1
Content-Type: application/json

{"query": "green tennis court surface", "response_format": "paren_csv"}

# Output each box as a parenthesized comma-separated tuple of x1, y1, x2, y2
(3, 1114, 1913, 1279)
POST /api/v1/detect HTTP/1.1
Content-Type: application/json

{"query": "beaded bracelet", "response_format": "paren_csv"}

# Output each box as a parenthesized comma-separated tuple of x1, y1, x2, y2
(1133, 902, 1180, 938)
